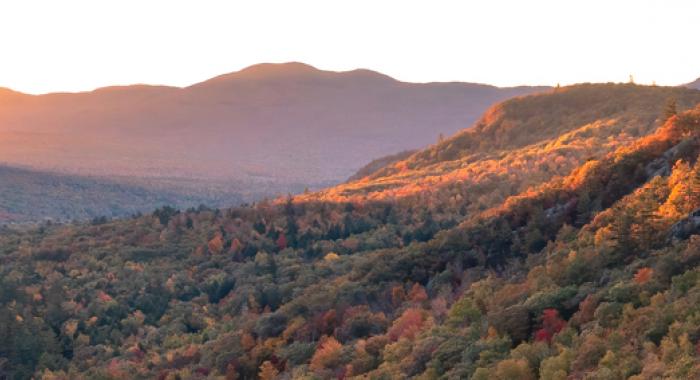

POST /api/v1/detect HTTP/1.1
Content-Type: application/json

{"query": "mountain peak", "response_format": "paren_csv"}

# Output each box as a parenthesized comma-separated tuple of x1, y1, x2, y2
(0, 87, 26, 97)
(192, 62, 398, 87)
(195, 62, 322, 86)
(238, 62, 320, 76)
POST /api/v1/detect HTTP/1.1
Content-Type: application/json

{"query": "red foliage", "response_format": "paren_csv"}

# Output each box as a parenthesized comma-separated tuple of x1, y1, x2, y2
(276, 234, 287, 250)
(97, 290, 114, 303)
(391, 285, 406, 307)
(534, 329, 552, 342)
(229, 238, 242, 253)
(321, 309, 338, 335)
(634, 267, 654, 284)
(534, 308, 566, 343)
(195, 367, 210, 376)
(409, 283, 428, 303)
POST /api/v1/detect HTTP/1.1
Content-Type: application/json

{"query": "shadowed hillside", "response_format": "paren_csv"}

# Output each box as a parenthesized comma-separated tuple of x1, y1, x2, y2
(347, 149, 416, 182)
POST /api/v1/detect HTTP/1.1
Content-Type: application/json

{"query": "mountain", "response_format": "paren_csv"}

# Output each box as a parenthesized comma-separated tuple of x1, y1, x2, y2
(4, 84, 700, 379)
(303, 83, 700, 204)
(0, 62, 547, 195)
(685, 77, 700, 90)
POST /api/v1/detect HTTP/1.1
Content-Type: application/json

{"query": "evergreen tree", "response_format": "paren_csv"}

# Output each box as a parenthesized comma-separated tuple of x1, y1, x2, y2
(689, 159, 700, 209)
(664, 98, 678, 121)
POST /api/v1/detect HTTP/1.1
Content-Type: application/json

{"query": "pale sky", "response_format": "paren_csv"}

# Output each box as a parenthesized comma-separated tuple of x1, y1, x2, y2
(1, 0, 698, 94)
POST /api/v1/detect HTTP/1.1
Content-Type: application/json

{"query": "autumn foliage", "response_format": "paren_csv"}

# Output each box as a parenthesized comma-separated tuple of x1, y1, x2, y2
(534, 309, 566, 343)
(634, 267, 654, 284)
(387, 308, 425, 341)
(4, 88, 700, 380)
(310, 336, 343, 371)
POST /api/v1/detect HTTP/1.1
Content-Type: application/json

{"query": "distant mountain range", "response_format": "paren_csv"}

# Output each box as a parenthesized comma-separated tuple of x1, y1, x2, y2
(0, 62, 547, 196)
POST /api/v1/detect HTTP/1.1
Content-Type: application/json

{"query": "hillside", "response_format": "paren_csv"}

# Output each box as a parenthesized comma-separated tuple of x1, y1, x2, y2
(0, 165, 250, 224)
(347, 149, 416, 182)
(686, 77, 700, 90)
(3, 86, 700, 379)
(0, 62, 546, 195)
(304, 84, 700, 208)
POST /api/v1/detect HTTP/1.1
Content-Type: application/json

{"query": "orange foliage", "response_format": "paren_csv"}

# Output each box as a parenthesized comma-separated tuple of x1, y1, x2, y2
(258, 361, 279, 380)
(409, 283, 428, 303)
(387, 308, 425, 341)
(391, 285, 406, 307)
(241, 332, 256, 351)
(572, 295, 598, 326)
(229, 238, 242, 254)
(207, 234, 224, 254)
(634, 267, 654, 284)
(310, 336, 343, 371)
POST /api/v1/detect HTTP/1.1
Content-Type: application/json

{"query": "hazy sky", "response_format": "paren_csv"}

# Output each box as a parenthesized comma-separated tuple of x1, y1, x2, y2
(1, 0, 698, 94)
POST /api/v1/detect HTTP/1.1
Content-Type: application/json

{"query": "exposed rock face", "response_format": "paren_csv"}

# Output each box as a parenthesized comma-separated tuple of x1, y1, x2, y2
(645, 138, 699, 179)
(670, 209, 700, 240)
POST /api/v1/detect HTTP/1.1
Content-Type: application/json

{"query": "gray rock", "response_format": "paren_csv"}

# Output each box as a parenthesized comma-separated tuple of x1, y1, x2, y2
(670, 209, 700, 240)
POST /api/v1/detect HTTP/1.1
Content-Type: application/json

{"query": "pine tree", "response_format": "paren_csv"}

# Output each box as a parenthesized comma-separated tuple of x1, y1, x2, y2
(664, 98, 678, 121)
(608, 207, 635, 261)
(635, 186, 662, 250)
(575, 191, 592, 227)
(689, 159, 700, 210)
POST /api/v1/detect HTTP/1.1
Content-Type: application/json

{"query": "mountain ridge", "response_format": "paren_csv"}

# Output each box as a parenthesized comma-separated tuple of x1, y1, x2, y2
(0, 62, 548, 196)
(303, 83, 700, 203)
(2, 62, 546, 96)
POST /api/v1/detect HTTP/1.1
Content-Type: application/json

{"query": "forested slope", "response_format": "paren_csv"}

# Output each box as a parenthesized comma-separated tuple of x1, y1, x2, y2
(0, 165, 245, 224)
(2, 86, 700, 379)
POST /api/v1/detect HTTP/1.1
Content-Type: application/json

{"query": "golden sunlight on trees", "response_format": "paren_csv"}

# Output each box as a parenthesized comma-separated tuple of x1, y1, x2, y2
(310, 336, 344, 371)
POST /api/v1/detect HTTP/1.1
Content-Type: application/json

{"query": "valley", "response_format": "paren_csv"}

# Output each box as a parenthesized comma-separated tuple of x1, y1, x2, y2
(2, 84, 700, 379)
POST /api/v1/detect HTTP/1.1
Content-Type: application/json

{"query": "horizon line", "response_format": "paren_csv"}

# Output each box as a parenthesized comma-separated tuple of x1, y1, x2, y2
(1, 61, 696, 96)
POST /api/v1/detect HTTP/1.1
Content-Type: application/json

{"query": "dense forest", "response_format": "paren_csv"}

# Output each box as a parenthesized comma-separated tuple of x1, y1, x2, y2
(3, 84, 700, 379)
(0, 165, 253, 224)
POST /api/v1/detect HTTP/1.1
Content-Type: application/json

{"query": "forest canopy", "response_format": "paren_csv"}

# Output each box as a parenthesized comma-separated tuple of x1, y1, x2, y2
(2, 84, 700, 379)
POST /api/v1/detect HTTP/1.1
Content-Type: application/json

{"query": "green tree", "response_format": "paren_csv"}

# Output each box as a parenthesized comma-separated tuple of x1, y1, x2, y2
(664, 98, 678, 121)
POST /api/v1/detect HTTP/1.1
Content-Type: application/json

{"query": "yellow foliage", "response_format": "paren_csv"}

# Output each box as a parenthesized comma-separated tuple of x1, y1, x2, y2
(310, 336, 343, 371)
(324, 252, 340, 261)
